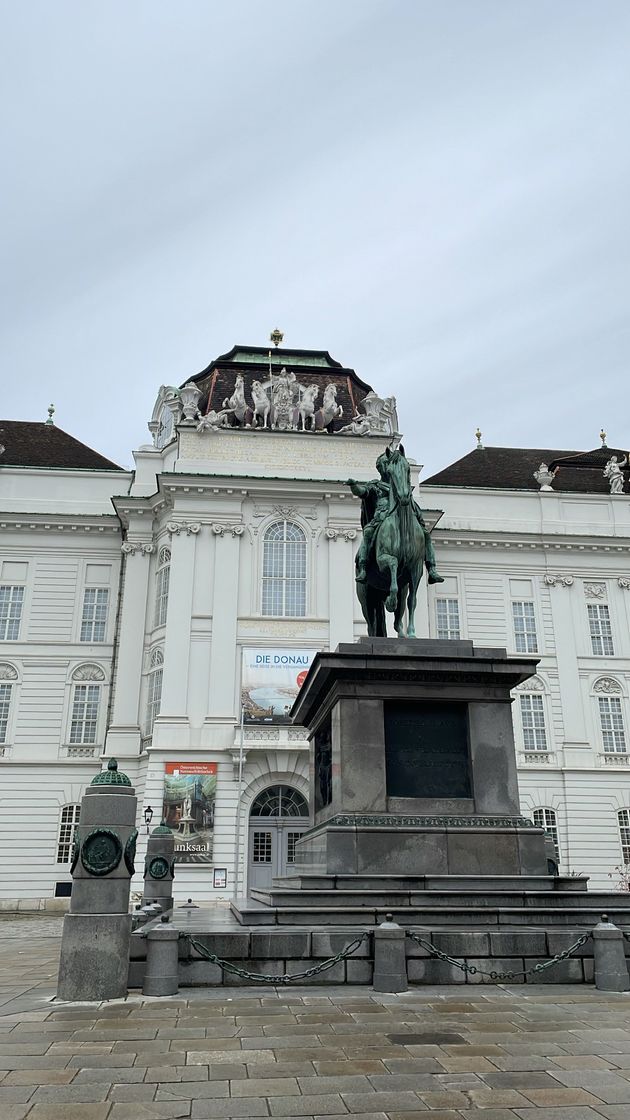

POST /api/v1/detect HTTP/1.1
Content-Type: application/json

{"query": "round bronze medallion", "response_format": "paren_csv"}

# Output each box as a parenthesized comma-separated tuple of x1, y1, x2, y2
(148, 856, 170, 880)
(124, 828, 138, 876)
(80, 828, 122, 876)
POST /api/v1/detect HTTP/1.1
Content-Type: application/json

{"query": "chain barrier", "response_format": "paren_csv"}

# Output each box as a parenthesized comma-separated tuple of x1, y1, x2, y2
(406, 929, 591, 981)
(185, 932, 368, 984)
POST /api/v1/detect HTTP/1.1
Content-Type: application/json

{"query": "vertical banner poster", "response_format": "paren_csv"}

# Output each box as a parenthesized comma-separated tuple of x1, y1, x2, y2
(162, 762, 217, 864)
(241, 648, 316, 724)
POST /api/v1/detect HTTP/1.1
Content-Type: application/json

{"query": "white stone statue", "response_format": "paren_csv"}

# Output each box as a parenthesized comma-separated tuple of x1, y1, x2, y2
(296, 384, 319, 431)
(360, 392, 398, 435)
(533, 463, 557, 491)
(316, 383, 343, 429)
(271, 368, 297, 430)
(337, 412, 371, 436)
(222, 373, 247, 425)
(604, 455, 627, 494)
(196, 407, 234, 431)
(250, 380, 271, 428)
(179, 382, 202, 422)
(182, 795, 192, 819)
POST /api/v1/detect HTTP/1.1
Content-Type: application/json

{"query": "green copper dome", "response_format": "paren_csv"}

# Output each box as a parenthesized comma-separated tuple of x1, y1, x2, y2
(151, 820, 173, 836)
(91, 758, 131, 786)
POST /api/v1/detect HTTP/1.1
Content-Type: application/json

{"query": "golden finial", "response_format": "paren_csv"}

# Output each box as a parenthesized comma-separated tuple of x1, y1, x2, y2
(269, 328, 284, 348)
(475, 427, 483, 449)
(45, 404, 55, 426)
(600, 428, 607, 448)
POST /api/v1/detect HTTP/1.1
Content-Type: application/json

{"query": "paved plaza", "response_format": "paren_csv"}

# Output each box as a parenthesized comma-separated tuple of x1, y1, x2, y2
(2, 916, 630, 1119)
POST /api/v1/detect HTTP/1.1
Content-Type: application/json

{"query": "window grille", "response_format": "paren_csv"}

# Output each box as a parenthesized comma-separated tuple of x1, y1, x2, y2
(69, 684, 100, 744)
(436, 598, 460, 640)
(80, 588, 109, 642)
(588, 604, 614, 656)
(0, 684, 11, 743)
(0, 586, 24, 641)
(533, 807, 560, 862)
(154, 548, 171, 628)
(250, 785, 309, 818)
(57, 804, 81, 863)
(520, 693, 547, 751)
(599, 696, 627, 753)
(262, 521, 307, 617)
(286, 831, 302, 864)
(146, 649, 164, 733)
(252, 831, 273, 863)
(618, 809, 630, 865)
(512, 601, 538, 653)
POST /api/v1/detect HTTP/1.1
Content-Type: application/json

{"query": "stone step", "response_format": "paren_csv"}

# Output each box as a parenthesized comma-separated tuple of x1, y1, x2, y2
(274, 873, 586, 892)
(231, 898, 630, 927)
(251, 887, 617, 909)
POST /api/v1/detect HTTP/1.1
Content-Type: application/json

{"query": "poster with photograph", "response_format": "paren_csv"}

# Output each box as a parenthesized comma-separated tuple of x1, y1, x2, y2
(162, 762, 217, 864)
(241, 648, 317, 724)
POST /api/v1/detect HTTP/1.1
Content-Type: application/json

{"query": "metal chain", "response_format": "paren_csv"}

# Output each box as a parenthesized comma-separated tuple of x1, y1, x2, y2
(406, 929, 591, 981)
(186, 932, 368, 984)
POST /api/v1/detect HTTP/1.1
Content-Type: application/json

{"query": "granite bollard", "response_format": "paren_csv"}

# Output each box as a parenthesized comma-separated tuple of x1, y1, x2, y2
(373, 914, 408, 993)
(143, 820, 175, 913)
(593, 914, 630, 992)
(57, 759, 137, 1001)
(143, 917, 180, 996)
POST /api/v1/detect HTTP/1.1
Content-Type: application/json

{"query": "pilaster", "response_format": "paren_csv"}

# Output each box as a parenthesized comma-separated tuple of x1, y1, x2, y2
(106, 532, 153, 757)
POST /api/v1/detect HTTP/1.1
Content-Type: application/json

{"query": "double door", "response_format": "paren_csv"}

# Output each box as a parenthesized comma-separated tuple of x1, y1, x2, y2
(247, 819, 307, 890)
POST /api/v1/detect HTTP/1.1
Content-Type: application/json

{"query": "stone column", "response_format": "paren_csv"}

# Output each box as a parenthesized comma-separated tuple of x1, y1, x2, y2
(159, 525, 198, 717)
(326, 526, 357, 650)
(208, 525, 242, 720)
(143, 822, 175, 912)
(593, 915, 630, 992)
(106, 539, 153, 757)
(57, 759, 138, 1001)
(373, 916, 408, 993)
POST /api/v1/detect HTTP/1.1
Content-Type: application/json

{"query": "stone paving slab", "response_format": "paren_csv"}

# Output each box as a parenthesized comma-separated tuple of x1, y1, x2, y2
(2, 926, 630, 1117)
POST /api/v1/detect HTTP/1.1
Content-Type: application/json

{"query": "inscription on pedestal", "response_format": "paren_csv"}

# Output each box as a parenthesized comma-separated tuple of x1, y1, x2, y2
(384, 700, 472, 799)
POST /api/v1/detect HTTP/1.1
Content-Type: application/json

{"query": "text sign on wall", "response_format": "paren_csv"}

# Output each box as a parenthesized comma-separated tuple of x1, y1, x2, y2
(162, 762, 217, 864)
(241, 648, 316, 724)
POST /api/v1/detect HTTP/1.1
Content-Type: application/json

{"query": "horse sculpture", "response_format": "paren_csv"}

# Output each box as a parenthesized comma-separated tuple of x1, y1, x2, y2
(348, 446, 426, 638)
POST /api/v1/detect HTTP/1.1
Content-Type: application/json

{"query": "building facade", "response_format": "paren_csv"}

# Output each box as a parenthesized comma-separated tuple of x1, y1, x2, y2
(1, 349, 630, 905)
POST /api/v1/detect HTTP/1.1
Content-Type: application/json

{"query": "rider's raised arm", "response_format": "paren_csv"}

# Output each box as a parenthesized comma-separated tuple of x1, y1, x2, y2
(347, 479, 369, 497)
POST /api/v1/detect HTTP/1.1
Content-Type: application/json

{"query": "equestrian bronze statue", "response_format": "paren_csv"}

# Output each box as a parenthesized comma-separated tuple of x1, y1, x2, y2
(347, 445, 442, 637)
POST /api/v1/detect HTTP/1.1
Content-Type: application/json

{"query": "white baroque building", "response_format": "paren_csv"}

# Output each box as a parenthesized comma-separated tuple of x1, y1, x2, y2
(1, 345, 630, 905)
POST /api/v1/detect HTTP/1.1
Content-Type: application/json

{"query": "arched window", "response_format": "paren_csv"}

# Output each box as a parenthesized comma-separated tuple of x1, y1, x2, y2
(69, 664, 105, 744)
(146, 648, 164, 733)
(532, 807, 560, 863)
(250, 785, 309, 818)
(262, 521, 307, 617)
(0, 663, 18, 745)
(57, 803, 81, 863)
(618, 809, 630, 866)
(154, 547, 171, 628)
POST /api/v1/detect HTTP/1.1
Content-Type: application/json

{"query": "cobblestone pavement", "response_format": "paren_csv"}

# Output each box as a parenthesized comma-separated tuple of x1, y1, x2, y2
(1, 923, 630, 1119)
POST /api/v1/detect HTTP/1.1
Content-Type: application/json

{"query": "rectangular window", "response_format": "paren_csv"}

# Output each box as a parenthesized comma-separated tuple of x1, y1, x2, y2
(252, 831, 273, 863)
(533, 807, 560, 862)
(70, 684, 100, 744)
(80, 588, 109, 642)
(146, 669, 163, 733)
(286, 831, 302, 864)
(0, 586, 24, 641)
(599, 696, 627, 753)
(520, 694, 548, 751)
(512, 600, 538, 654)
(588, 604, 614, 656)
(436, 598, 460, 640)
(0, 684, 11, 744)
(57, 804, 81, 863)
(155, 564, 170, 628)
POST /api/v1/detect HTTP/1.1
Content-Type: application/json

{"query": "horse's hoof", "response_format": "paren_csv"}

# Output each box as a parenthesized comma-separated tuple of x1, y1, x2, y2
(386, 595, 397, 612)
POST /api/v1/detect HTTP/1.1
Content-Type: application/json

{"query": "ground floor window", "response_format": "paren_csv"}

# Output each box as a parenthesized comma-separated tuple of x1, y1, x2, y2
(57, 804, 81, 863)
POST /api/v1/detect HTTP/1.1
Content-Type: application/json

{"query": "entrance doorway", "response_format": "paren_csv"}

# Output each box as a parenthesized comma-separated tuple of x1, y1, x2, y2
(247, 785, 309, 890)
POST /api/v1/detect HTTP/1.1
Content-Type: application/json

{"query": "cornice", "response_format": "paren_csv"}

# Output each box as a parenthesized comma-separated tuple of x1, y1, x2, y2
(433, 529, 630, 554)
(0, 515, 120, 534)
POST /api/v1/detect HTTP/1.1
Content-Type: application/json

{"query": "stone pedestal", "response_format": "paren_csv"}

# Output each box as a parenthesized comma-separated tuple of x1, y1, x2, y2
(57, 759, 137, 1001)
(290, 638, 547, 877)
(143, 821, 175, 912)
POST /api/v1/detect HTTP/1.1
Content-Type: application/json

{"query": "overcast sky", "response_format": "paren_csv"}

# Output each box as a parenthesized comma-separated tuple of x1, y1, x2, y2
(2, 1, 629, 475)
